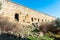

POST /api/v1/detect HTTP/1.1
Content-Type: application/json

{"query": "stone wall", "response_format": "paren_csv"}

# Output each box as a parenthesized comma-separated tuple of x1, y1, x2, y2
(0, 0, 56, 25)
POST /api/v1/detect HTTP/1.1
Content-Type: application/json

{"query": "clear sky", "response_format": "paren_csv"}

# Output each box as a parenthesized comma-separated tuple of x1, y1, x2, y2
(10, 0, 60, 18)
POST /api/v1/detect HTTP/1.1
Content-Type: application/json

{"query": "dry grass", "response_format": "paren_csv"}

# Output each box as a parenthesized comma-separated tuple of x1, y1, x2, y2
(0, 16, 27, 37)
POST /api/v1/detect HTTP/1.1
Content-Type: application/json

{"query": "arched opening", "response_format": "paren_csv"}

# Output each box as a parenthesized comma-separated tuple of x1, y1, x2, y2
(15, 13, 19, 21)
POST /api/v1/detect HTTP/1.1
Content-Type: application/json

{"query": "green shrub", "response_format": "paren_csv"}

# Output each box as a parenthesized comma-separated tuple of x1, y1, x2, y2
(28, 35, 54, 40)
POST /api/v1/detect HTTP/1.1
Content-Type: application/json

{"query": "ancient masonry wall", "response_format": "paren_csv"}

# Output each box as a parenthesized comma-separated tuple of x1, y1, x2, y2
(0, 0, 56, 25)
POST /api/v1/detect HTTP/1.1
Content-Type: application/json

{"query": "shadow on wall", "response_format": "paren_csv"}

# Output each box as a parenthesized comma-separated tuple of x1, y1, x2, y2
(0, 33, 31, 40)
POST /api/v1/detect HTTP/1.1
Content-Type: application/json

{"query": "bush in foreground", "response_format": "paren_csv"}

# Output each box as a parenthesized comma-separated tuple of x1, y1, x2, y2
(28, 35, 54, 40)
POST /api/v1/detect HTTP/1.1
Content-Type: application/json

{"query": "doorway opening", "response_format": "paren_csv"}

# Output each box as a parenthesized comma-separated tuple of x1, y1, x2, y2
(15, 13, 19, 21)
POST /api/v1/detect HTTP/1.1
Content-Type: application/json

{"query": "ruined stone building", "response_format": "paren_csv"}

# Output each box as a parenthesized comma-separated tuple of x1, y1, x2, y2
(0, 0, 56, 25)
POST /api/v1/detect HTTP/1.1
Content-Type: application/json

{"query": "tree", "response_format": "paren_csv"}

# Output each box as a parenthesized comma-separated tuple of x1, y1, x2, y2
(0, 2, 2, 10)
(55, 18, 60, 27)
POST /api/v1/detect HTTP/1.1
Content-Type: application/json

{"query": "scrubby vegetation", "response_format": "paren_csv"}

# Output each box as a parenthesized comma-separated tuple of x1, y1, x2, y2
(0, 16, 60, 40)
(28, 35, 54, 40)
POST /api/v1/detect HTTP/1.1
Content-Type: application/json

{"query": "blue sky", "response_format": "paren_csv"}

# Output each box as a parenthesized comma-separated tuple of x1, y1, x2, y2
(10, 0, 60, 18)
